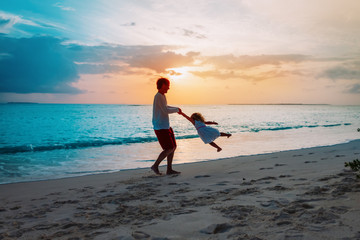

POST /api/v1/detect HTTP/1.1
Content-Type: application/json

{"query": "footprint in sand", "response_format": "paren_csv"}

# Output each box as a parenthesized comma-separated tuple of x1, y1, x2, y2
(279, 175, 292, 178)
(326, 150, 337, 153)
(266, 185, 292, 192)
(296, 178, 308, 181)
(276, 220, 292, 226)
(200, 188, 212, 192)
(259, 167, 274, 170)
(215, 181, 230, 186)
(200, 223, 233, 234)
(46, 192, 62, 196)
(284, 233, 305, 239)
(171, 188, 191, 194)
(97, 189, 107, 193)
(194, 175, 211, 178)
(10, 206, 21, 210)
(304, 186, 330, 195)
(257, 176, 277, 181)
(330, 206, 350, 214)
(318, 175, 338, 181)
(132, 231, 151, 239)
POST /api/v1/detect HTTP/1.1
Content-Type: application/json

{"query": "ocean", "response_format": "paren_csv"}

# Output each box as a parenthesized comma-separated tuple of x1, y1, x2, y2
(0, 103, 359, 184)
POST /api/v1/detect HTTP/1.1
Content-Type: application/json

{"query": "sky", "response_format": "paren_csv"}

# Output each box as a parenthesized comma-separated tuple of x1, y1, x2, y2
(0, 0, 360, 105)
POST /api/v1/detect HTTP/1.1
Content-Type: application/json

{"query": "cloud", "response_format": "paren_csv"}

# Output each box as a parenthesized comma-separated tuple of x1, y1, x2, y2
(166, 70, 182, 76)
(0, 33, 326, 96)
(190, 70, 237, 80)
(68, 44, 165, 63)
(76, 63, 125, 74)
(345, 84, 360, 94)
(70, 44, 310, 78)
(0, 14, 18, 33)
(54, 3, 75, 11)
(0, 12, 39, 28)
(0, 35, 83, 94)
(0, 36, 198, 93)
(0, 17, 11, 26)
(190, 68, 297, 82)
(188, 54, 311, 81)
(124, 50, 196, 73)
(0, 12, 62, 37)
(203, 54, 311, 69)
(66, 44, 198, 73)
(182, 28, 206, 39)
(243, 1, 360, 54)
(120, 22, 136, 27)
(0, 53, 11, 60)
(320, 65, 360, 80)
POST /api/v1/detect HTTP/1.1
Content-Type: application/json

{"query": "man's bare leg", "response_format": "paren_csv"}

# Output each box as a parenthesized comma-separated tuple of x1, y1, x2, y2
(151, 148, 173, 175)
(166, 151, 181, 175)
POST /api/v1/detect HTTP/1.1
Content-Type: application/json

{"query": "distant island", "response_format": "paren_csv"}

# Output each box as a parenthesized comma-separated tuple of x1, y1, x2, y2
(228, 103, 330, 105)
(7, 102, 39, 104)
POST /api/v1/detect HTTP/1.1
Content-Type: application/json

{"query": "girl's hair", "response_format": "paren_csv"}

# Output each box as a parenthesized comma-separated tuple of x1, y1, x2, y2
(191, 112, 205, 122)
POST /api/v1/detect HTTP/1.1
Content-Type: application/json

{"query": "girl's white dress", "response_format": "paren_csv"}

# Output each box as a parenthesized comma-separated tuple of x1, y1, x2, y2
(194, 120, 220, 144)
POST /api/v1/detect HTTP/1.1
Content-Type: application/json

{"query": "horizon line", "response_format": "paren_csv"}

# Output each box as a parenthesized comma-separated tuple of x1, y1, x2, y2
(2, 102, 360, 106)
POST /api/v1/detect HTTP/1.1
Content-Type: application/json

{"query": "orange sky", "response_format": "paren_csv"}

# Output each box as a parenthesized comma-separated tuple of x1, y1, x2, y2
(1, 0, 360, 105)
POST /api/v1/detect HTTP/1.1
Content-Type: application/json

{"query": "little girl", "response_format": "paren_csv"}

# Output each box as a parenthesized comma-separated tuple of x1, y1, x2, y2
(179, 111, 231, 152)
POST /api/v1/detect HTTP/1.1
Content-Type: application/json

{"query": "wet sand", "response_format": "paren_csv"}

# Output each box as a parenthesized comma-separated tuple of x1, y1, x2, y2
(0, 140, 360, 240)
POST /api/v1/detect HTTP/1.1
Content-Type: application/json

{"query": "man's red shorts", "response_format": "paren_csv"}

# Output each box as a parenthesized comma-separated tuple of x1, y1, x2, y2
(154, 127, 176, 150)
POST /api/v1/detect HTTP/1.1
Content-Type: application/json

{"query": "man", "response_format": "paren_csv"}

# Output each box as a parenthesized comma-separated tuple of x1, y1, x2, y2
(151, 77, 181, 175)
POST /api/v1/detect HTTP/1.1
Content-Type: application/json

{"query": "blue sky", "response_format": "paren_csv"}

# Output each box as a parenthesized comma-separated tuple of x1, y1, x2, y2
(0, 0, 360, 104)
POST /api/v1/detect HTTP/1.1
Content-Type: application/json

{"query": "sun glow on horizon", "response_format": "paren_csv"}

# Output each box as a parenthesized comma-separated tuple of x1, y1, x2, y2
(166, 67, 197, 83)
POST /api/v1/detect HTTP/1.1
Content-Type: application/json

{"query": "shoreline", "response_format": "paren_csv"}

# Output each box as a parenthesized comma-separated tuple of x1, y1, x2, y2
(1, 140, 360, 239)
(1, 138, 359, 186)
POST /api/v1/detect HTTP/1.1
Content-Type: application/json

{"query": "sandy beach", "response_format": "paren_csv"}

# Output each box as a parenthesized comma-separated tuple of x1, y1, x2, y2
(1, 140, 359, 240)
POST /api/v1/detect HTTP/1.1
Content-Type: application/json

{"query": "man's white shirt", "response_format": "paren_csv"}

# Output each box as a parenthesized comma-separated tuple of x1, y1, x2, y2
(152, 92, 179, 130)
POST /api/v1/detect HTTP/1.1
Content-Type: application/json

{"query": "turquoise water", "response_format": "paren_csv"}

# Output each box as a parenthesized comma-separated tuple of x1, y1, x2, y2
(1, 104, 359, 184)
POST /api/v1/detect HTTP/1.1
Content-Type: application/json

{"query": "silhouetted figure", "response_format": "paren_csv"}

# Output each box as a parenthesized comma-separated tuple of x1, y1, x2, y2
(179, 111, 231, 152)
(151, 78, 181, 175)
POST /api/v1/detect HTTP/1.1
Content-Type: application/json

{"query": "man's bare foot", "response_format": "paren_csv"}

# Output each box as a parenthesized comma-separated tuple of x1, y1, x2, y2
(217, 148, 222, 152)
(151, 165, 162, 175)
(167, 170, 181, 175)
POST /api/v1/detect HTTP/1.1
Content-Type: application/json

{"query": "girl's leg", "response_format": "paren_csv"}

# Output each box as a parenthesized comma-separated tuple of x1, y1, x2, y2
(220, 132, 231, 138)
(209, 142, 222, 152)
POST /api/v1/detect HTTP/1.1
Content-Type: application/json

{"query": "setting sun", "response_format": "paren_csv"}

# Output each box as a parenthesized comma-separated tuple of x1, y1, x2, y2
(166, 67, 192, 82)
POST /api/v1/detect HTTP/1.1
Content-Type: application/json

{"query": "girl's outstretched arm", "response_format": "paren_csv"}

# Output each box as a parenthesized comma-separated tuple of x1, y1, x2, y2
(180, 112, 195, 125)
(205, 121, 218, 125)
